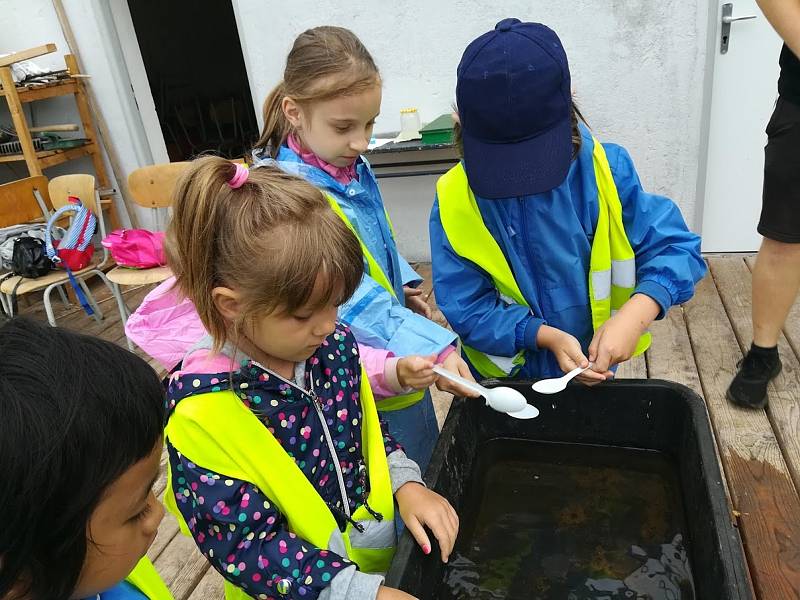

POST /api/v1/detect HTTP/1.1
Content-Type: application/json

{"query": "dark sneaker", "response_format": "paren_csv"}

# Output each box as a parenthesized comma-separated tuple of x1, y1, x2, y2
(726, 345, 782, 409)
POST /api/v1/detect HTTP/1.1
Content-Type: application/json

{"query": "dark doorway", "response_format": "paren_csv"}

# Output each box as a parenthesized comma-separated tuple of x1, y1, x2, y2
(126, 0, 258, 161)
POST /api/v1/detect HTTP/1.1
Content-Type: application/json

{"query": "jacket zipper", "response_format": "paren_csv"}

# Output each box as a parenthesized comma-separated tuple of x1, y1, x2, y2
(251, 361, 352, 519)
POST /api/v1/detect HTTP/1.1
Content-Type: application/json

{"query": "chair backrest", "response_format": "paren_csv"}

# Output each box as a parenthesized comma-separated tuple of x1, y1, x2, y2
(0, 176, 52, 228)
(48, 174, 108, 267)
(127, 162, 190, 209)
(49, 174, 98, 214)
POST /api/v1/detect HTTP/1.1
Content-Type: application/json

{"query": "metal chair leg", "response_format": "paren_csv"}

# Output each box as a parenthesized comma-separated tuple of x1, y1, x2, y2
(56, 285, 70, 307)
(43, 284, 58, 326)
(91, 270, 134, 351)
(78, 279, 103, 323)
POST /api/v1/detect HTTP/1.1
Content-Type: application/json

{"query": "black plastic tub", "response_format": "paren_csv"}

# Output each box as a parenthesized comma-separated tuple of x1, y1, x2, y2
(385, 380, 752, 600)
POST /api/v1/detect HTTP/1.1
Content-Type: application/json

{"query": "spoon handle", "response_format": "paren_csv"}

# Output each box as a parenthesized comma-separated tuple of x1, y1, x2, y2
(432, 366, 490, 398)
(564, 363, 594, 382)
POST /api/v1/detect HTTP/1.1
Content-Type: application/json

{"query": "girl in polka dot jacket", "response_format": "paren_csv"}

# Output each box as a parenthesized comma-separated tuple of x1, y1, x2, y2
(162, 157, 457, 600)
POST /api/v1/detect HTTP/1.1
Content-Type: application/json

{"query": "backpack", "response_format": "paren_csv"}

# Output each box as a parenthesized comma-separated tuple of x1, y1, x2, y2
(101, 229, 166, 268)
(45, 196, 96, 271)
(0, 237, 54, 316)
(12, 236, 53, 278)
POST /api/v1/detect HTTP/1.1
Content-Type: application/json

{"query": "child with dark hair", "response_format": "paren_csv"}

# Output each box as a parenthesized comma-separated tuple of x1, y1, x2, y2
(0, 318, 170, 600)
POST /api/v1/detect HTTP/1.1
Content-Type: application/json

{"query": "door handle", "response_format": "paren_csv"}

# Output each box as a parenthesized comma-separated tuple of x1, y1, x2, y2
(721, 3, 758, 54)
(722, 14, 757, 24)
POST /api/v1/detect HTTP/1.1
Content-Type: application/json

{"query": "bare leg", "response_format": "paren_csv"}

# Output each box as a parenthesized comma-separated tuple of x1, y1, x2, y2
(752, 237, 800, 347)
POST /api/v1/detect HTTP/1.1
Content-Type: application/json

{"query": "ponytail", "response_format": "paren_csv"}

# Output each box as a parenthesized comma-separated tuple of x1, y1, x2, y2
(166, 157, 238, 346)
(166, 156, 364, 352)
(255, 81, 291, 158)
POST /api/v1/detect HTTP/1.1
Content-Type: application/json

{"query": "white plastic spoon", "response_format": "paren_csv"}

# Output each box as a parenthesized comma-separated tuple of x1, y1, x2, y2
(531, 363, 594, 395)
(432, 366, 539, 419)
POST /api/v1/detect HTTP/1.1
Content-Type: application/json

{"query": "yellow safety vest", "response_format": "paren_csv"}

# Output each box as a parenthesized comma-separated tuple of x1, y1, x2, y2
(325, 195, 425, 411)
(164, 366, 395, 600)
(437, 136, 651, 378)
(125, 556, 174, 600)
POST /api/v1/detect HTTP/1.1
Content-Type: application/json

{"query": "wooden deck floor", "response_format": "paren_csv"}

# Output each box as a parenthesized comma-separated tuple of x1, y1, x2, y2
(13, 255, 800, 599)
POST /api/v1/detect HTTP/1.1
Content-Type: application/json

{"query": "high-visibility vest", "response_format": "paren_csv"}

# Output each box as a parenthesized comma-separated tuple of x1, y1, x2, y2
(125, 556, 174, 600)
(437, 136, 651, 378)
(325, 196, 426, 411)
(164, 366, 395, 600)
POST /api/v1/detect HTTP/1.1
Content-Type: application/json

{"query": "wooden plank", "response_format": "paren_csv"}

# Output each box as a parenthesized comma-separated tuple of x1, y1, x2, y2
(16, 80, 78, 103)
(64, 54, 110, 191)
(646, 307, 702, 395)
(0, 44, 57, 68)
(29, 123, 79, 132)
(39, 144, 94, 168)
(646, 303, 735, 508)
(153, 532, 210, 598)
(0, 144, 93, 166)
(685, 272, 800, 598)
(170, 559, 213, 600)
(186, 567, 225, 600)
(614, 353, 646, 379)
(0, 66, 41, 176)
(709, 257, 800, 492)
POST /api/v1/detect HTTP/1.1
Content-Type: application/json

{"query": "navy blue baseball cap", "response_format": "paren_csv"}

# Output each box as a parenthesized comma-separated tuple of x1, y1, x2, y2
(456, 18, 572, 198)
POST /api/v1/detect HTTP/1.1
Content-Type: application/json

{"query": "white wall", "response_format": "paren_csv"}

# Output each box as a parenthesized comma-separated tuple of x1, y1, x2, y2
(2, 0, 711, 242)
(234, 0, 710, 232)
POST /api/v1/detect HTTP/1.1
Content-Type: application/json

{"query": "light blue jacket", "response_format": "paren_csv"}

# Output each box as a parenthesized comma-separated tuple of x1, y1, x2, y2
(253, 146, 456, 356)
(429, 127, 706, 379)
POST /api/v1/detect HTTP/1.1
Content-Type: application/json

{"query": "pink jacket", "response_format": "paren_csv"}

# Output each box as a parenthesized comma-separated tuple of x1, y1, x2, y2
(125, 277, 425, 399)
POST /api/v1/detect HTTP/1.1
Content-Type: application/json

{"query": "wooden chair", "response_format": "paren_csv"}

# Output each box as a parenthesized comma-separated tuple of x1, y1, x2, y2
(0, 176, 66, 316)
(0, 175, 52, 228)
(106, 162, 188, 348)
(0, 174, 128, 328)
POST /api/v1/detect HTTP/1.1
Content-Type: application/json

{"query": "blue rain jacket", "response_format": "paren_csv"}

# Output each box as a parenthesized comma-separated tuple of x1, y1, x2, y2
(429, 127, 706, 379)
(253, 146, 456, 356)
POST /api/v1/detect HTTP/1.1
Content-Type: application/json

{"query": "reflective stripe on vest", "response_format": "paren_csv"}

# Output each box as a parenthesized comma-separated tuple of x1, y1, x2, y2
(125, 556, 174, 600)
(324, 195, 425, 411)
(164, 365, 394, 600)
(437, 136, 650, 378)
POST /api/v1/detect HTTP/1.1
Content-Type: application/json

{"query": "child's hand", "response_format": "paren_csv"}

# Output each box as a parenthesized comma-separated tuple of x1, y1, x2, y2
(588, 294, 659, 374)
(397, 354, 437, 390)
(536, 325, 608, 385)
(404, 286, 432, 319)
(376, 587, 419, 600)
(395, 482, 459, 563)
(435, 352, 481, 398)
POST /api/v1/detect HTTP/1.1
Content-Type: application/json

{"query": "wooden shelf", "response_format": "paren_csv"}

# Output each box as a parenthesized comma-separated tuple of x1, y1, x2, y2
(0, 79, 79, 103)
(1, 52, 122, 230)
(0, 142, 94, 166)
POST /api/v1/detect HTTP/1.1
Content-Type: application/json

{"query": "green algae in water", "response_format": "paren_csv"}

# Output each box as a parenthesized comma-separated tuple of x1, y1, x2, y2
(439, 440, 695, 600)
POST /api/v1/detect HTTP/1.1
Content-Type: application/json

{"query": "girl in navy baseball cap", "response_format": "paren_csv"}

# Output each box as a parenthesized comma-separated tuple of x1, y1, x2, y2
(429, 18, 706, 383)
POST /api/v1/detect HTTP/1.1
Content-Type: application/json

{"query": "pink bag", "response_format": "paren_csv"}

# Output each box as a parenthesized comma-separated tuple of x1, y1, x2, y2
(125, 277, 207, 371)
(102, 229, 166, 268)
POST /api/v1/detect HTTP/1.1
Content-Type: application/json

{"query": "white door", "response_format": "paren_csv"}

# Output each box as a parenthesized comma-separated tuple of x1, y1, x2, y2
(701, 1, 783, 252)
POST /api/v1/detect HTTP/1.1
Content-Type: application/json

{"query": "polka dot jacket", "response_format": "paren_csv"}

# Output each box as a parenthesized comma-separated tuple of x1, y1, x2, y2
(165, 325, 403, 600)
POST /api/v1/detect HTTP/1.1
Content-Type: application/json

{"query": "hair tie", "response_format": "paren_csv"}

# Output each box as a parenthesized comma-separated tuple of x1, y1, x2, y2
(227, 163, 249, 189)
